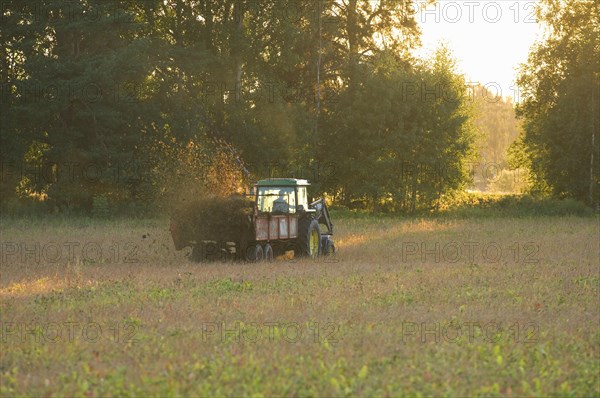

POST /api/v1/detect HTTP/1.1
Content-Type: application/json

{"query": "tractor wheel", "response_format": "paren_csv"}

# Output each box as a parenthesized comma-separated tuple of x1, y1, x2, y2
(323, 238, 336, 256)
(296, 218, 321, 258)
(248, 243, 264, 262)
(190, 243, 204, 262)
(264, 244, 274, 262)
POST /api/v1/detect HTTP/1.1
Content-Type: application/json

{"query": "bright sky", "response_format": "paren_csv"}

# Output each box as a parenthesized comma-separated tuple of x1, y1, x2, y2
(414, 0, 543, 101)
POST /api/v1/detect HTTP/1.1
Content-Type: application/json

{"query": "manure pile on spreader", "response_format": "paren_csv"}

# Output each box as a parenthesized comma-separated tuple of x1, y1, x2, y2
(171, 195, 255, 244)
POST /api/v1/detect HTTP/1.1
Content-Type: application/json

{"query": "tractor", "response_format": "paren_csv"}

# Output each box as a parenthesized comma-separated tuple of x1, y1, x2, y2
(169, 178, 335, 262)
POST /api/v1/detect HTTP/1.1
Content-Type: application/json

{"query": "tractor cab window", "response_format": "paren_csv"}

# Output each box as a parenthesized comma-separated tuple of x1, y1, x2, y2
(297, 186, 308, 211)
(257, 187, 296, 214)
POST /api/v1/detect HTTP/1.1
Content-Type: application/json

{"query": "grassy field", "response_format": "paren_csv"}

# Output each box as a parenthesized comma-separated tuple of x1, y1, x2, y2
(1, 212, 599, 396)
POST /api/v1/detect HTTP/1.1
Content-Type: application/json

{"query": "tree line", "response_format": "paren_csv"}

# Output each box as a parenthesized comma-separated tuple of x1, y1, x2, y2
(1, 0, 596, 215)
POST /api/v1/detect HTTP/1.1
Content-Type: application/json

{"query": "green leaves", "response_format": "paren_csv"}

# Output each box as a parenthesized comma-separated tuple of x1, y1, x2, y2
(515, 0, 599, 205)
(2, 0, 474, 214)
(321, 47, 476, 212)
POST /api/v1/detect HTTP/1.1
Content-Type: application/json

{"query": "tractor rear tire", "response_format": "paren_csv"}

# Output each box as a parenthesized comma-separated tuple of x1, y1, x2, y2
(296, 218, 321, 258)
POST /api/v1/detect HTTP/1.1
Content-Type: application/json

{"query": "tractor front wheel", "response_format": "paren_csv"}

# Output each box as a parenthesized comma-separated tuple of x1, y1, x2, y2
(323, 238, 336, 256)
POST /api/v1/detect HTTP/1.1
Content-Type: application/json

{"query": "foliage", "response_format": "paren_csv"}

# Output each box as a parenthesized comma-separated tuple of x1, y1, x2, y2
(472, 85, 521, 169)
(330, 192, 594, 219)
(470, 85, 527, 193)
(513, 0, 600, 205)
(1, 0, 476, 215)
(321, 46, 476, 212)
(435, 192, 594, 218)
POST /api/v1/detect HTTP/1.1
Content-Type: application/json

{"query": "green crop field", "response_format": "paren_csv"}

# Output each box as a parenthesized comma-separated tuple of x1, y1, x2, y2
(2, 0, 598, 396)
(1, 213, 598, 397)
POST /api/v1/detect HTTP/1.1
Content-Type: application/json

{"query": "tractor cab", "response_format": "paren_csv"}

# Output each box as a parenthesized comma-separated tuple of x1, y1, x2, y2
(254, 178, 310, 214)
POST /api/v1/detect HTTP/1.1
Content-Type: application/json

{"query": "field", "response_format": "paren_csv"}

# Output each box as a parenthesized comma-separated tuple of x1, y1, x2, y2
(1, 213, 599, 396)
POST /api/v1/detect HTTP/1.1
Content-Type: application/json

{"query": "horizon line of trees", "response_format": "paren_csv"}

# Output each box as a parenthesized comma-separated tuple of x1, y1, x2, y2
(1, 0, 597, 216)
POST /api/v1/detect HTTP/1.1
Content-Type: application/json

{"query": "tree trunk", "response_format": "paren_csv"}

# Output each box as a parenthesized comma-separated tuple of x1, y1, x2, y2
(346, 0, 359, 95)
(233, 0, 243, 103)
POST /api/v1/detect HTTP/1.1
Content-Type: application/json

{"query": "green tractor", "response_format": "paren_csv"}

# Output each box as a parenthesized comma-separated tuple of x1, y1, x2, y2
(169, 178, 335, 262)
(250, 178, 334, 261)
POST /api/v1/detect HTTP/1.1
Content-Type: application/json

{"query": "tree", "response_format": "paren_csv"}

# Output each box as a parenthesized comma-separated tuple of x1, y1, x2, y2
(1, 0, 157, 211)
(321, 46, 476, 212)
(514, 0, 599, 205)
(468, 85, 526, 192)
